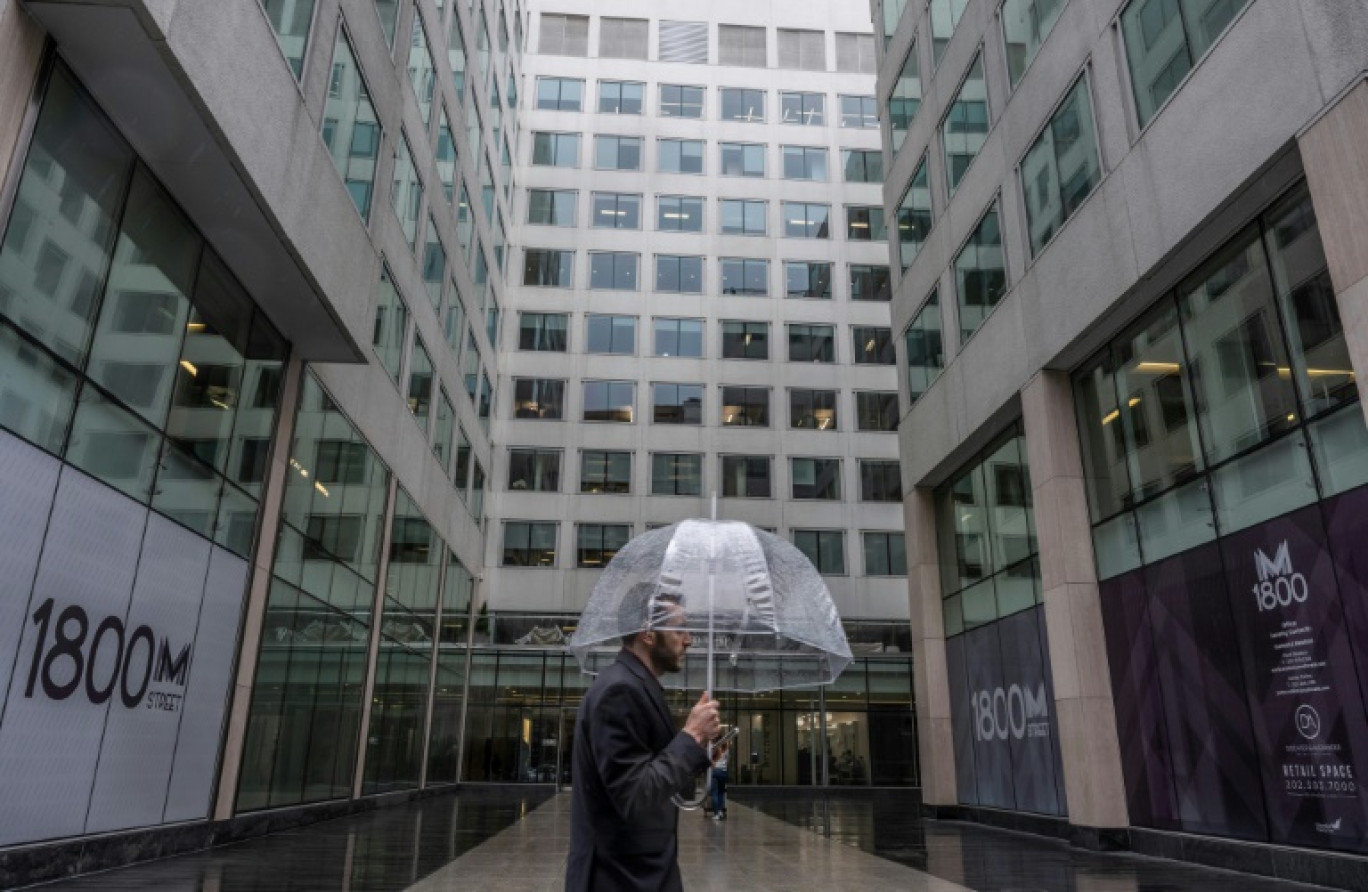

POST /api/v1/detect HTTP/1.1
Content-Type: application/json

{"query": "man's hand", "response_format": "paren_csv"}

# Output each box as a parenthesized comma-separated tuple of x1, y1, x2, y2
(683, 691, 720, 748)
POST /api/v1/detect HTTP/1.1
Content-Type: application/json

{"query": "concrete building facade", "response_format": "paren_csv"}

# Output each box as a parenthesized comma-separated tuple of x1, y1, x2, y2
(877, 0, 1368, 881)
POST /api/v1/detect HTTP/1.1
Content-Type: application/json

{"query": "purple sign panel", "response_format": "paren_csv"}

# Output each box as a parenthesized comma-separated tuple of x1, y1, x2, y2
(1143, 542, 1268, 840)
(1220, 505, 1368, 853)
(1324, 485, 1368, 711)
(945, 605, 1065, 816)
(1098, 570, 1180, 830)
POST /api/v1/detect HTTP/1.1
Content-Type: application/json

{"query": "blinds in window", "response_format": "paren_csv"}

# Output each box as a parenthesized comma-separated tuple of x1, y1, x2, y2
(600, 17, 648, 59)
(835, 32, 876, 72)
(778, 28, 825, 70)
(659, 20, 708, 63)
(539, 13, 588, 56)
(718, 24, 766, 67)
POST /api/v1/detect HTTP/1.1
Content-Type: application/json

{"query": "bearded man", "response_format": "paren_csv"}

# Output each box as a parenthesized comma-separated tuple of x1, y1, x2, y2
(565, 590, 721, 892)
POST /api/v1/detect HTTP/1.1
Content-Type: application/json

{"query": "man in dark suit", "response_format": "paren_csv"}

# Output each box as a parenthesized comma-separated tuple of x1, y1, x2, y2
(566, 595, 720, 891)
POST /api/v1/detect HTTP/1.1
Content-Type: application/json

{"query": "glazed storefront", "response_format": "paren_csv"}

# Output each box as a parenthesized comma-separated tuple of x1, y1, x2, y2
(460, 614, 919, 788)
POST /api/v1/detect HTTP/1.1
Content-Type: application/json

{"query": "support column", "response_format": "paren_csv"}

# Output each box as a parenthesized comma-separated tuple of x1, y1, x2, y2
(1298, 77, 1368, 417)
(903, 486, 957, 808)
(0, 1, 44, 188)
(1021, 371, 1128, 833)
(214, 354, 304, 820)
(352, 476, 399, 799)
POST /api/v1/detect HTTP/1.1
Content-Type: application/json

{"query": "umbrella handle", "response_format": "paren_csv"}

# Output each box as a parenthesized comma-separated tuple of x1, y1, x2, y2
(671, 741, 715, 811)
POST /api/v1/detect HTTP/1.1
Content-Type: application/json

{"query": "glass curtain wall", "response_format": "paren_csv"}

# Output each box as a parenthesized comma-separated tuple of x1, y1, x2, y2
(0, 63, 286, 558)
(238, 373, 389, 810)
(363, 488, 443, 793)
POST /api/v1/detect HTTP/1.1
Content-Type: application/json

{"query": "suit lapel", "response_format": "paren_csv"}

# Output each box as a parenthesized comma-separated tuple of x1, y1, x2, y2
(617, 650, 675, 737)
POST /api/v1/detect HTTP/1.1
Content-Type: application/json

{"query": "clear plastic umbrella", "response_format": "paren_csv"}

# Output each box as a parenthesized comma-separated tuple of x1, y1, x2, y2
(569, 508, 852, 695)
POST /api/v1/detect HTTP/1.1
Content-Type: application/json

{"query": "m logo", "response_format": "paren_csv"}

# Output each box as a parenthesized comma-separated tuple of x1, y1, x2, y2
(1254, 541, 1294, 582)
(1251, 541, 1308, 613)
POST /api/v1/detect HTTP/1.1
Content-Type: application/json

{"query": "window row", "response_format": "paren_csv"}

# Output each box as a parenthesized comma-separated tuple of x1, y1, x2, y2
(537, 78, 879, 127)
(511, 381, 899, 432)
(506, 451, 901, 502)
(531, 133, 883, 183)
(507, 522, 904, 576)
(516, 315, 896, 364)
(538, 16, 876, 74)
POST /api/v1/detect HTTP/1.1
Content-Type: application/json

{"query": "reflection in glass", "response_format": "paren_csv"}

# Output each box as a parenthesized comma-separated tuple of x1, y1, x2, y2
(955, 204, 1005, 340)
(896, 157, 931, 270)
(943, 54, 989, 194)
(67, 384, 161, 503)
(888, 41, 920, 153)
(1002, 0, 1066, 87)
(408, 13, 436, 124)
(372, 267, 407, 383)
(1121, 0, 1251, 127)
(929, 0, 970, 66)
(259, 0, 317, 78)
(323, 31, 380, 218)
(1022, 75, 1100, 255)
(904, 291, 944, 403)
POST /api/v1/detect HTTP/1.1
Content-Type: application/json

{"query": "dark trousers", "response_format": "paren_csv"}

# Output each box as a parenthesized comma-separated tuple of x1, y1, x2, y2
(710, 768, 727, 814)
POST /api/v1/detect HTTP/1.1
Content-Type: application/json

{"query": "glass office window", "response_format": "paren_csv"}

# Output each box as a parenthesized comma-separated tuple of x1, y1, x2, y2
(1003, 0, 1067, 87)
(847, 206, 887, 241)
(930, 0, 971, 67)
(421, 217, 445, 309)
(523, 249, 573, 287)
(721, 322, 769, 359)
(843, 150, 883, 183)
(407, 336, 433, 427)
(864, 532, 908, 576)
(790, 389, 838, 430)
(721, 386, 769, 426)
(448, 11, 467, 95)
(782, 147, 828, 181)
(785, 262, 833, 299)
(591, 192, 642, 229)
(503, 522, 557, 566)
(259, 0, 316, 79)
(850, 265, 891, 301)
(508, 448, 561, 492)
(881, 0, 908, 50)
(653, 318, 704, 357)
(594, 135, 643, 171)
(512, 378, 565, 419)
(655, 255, 704, 293)
(840, 95, 879, 128)
(955, 203, 1006, 340)
(531, 132, 579, 167)
(782, 202, 830, 238)
(1121, 0, 1251, 127)
(721, 258, 768, 295)
(904, 291, 945, 403)
(794, 530, 846, 574)
(434, 389, 454, 468)
(854, 326, 895, 364)
(659, 139, 704, 174)
(658, 196, 704, 232)
(578, 524, 631, 567)
(888, 41, 921, 153)
(586, 314, 636, 355)
(721, 200, 767, 236)
(581, 450, 631, 493)
(779, 92, 825, 125)
(599, 80, 644, 114)
(457, 182, 473, 254)
(408, 13, 436, 124)
(374, 0, 400, 46)
(519, 312, 568, 351)
(582, 380, 635, 422)
(589, 253, 639, 290)
(721, 455, 771, 497)
(435, 109, 457, 204)
(788, 324, 835, 362)
(860, 460, 902, 502)
(943, 53, 989, 194)
(373, 266, 407, 383)
(856, 391, 900, 432)
(323, 31, 380, 218)
(528, 188, 577, 226)
(720, 143, 765, 178)
(721, 88, 766, 122)
(792, 458, 842, 500)
(1021, 75, 1101, 256)
(390, 133, 423, 250)
(660, 84, 705, 118)
(652, 453, 703, 495)
(536, 76, 584, 110)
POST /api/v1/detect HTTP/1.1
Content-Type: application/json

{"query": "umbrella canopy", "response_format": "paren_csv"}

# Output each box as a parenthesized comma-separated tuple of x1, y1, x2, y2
(569, 519, 852, 692)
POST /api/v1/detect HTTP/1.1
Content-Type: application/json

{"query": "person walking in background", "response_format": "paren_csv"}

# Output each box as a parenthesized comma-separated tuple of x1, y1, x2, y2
(709, 740, 729, 820)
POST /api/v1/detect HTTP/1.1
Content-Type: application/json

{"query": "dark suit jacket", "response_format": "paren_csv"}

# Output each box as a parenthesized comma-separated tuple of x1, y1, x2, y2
(566, 650, 709, 891)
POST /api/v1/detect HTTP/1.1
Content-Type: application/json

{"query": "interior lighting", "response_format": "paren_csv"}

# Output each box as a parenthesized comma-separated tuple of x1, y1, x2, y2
(179, 360, 198, 376)
(1132, 361, 1180, 374)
